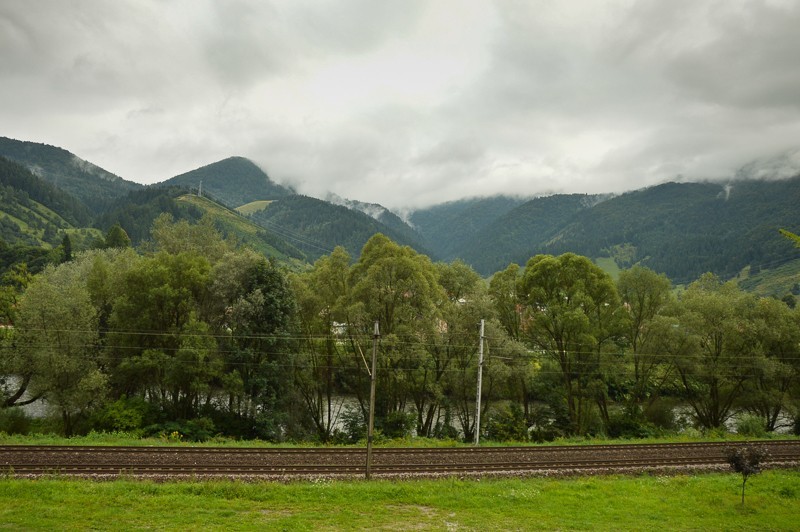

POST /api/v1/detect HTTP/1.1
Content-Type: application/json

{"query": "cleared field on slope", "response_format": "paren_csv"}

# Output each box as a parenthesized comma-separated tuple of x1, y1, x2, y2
(235, 200, 273, 215)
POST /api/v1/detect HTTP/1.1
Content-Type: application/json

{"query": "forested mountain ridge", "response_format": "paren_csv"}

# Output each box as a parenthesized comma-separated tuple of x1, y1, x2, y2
(434, 176, 800, 282)
(408, 195, 530, 261)
(437, 194, 595, 272)
(246, 194, 434, 262)
(2, 135, 799, 296)
(527, 178, 800, 283)
(406, 178, 800, 288)
(157, 156, 295, 208)
(0, 157, 97, 247)
(93, 187, 305, 263)
(325, 193, 419, 241)
(0, 137, 142, 212)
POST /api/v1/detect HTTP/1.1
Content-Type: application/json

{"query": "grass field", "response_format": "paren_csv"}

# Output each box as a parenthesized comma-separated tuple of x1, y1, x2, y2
(737, 259, 800, 297)
(0, 471, 797, 530)
(235, 200, 273, 215)
(594, 257, 622, 281)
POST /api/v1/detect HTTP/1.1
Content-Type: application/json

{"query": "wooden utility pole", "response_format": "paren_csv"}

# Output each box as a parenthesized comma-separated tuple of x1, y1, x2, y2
(365, 321, 380, 479)
(474, 319, 485, 446)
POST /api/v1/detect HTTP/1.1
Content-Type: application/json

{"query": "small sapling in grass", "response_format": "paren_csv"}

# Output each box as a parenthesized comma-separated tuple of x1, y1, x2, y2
(725, 444, 769, 505)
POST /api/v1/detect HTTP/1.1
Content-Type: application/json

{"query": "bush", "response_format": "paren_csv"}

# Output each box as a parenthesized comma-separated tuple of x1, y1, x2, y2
(90, 396, 153, 433)
(486, 403, 528, 442)
(333, 406, 366, 444)
(142, 417, 216, 442)
(736, 414, 767, 438)
(0, 407, 31, 435)
(379, 411, 416, 439)
(643, 399, 680, 431)
(528, 404, 562, 443)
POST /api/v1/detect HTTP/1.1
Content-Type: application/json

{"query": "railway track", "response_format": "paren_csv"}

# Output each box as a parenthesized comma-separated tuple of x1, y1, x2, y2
(2, 440, 798, 480)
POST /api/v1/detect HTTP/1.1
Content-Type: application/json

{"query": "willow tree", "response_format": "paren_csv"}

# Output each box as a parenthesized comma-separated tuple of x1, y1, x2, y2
(347, 234, 444, 435)
(742, 297, 800, 432)
(669, 274, 762, 430)
(616, 266, 675, 413)
(519, 253, 622, 434)
(13, 259, 106, 435)
(289, 246, 352, 442)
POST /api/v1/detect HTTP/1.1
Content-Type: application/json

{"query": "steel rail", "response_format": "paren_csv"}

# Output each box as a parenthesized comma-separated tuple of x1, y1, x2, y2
(1, 439, 797, 454)
(2, 440, 798, 479)
(4, 455, 800, 477)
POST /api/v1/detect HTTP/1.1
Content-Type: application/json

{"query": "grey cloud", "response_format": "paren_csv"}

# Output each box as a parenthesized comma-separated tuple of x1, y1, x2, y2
(3, 0, 800, 208)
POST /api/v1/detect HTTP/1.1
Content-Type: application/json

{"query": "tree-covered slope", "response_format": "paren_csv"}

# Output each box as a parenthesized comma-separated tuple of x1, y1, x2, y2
(453, 194, 597, 274)
(157, 157, 294, 208)
(540, 179, 800, 283)
(95, 187, 305, 263)
(408, 195, 529, 260)
(94, 186, 204, 244)
(0, 157, 96, 247)
(326, 194, 426, 251)
(0, 137, 142, 212)
(442, 178, 800, 283)
(176, 194, 305, 263)
(247, 194, 433, 262)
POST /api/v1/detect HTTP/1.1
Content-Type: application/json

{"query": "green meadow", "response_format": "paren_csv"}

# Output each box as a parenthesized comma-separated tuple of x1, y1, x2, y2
(1, 471, 798, 530)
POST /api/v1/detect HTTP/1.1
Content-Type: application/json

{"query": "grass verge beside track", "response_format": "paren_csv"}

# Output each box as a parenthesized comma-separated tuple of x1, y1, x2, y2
(0, 471, 798, 530)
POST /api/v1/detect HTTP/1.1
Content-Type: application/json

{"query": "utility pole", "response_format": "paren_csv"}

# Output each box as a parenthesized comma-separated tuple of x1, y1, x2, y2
(474, 319, 485, 446)
(365, 321, 380, 479)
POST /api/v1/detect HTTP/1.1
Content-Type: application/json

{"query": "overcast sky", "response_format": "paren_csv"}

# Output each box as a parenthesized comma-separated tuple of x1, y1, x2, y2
(3, 1, 800, 209)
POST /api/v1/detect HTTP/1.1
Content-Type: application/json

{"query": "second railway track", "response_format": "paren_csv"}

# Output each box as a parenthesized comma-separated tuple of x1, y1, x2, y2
(2, 440, 799, 480)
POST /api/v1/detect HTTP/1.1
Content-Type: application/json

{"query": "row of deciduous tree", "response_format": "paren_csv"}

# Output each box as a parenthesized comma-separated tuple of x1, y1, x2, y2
(1, 216, 799, 441)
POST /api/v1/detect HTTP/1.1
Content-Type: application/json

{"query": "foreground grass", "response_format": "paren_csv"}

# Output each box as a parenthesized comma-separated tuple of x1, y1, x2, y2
(0, 471, 797, 530)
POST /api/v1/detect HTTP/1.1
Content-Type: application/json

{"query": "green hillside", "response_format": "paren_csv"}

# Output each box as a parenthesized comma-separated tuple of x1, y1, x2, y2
(93, 186, 304, 263)
(327, 194, 428, 248)
(539, 179, 800, 284)
(247, 194, 433, 262)
(0, 137, 141, 212)
(409, 195, 529, 260)
(431, 179, 800, 287)
(177, 194, 305, 263)
(737, 258, 800, 298)
(0, 157, 96, 247)
(94, 186, 206, 244)
(158, 157, 294, 208)
(455, 194, 594, 274)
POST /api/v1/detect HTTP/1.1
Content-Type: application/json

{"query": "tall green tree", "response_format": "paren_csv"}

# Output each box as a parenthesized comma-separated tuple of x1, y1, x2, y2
(289, 246, 352, 442)
(519, 253, 622, 435)
(489, 263, 523, 341)
(209, 250, 296, 439)
(669, 274, 763, 430)
(347, 234, 444, 433)
(103, 223, 131, 249)
(107, 251, 213, 418)
(617, 266, 675, 413)
(13, 260, 106, 434)
(150, 213, 232, 262)
(742, 297, 800, 431)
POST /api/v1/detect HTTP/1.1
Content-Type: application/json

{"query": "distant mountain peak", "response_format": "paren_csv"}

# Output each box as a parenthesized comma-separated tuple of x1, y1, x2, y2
(158, 156, 294, 208)
(324, 192, 395, 222)
(0, 136, 141, 212)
